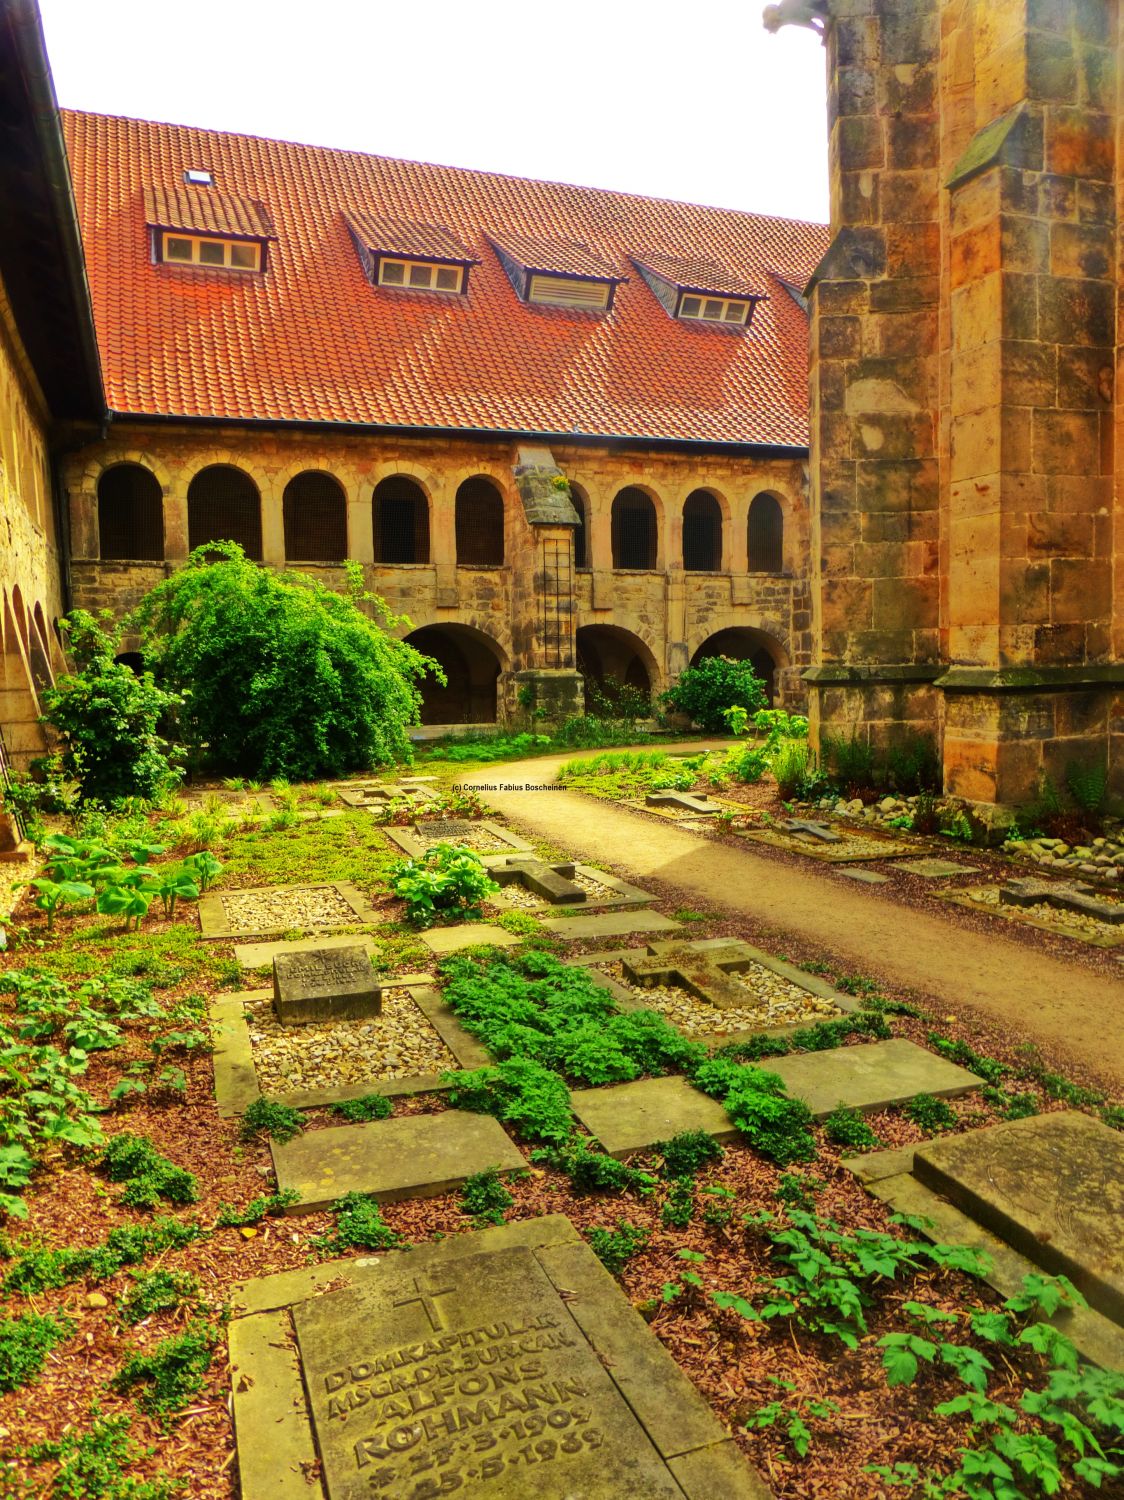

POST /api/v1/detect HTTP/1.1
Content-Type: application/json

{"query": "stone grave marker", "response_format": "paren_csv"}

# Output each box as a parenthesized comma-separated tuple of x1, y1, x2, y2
(572, 1076, 738, 1158)
(645, 790, 721, 815)
(897, 857, 979, 878)
(914, 1111, 1124, 1324)
(839, 868, 889, 884)
(273, 945, 381, 1027)
(780, 817, 842, 843)
(417, 818, 481, 841)
(421, 923, 521, 954)
(541, 910, 681, 939)
(623, 940, 764, 1010)
(271, 1110, 525, 1210)
(489, 856, 586, 904)
(1001, 877, 1124, 925)
(768, 1038, 980, 1119)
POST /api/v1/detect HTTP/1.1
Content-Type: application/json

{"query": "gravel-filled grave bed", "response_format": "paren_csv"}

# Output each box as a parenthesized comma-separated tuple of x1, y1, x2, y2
(485, 870, 613, 911)
(217, 885, 362, 934)
(413, 829, 514, 854)
(598, 959, 842, 1037)
(244, 989, 457, 1093)
(962, 885, 1124, 942)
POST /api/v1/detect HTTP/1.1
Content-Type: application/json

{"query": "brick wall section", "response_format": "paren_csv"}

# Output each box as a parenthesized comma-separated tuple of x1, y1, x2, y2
(64, 425, 812, 719)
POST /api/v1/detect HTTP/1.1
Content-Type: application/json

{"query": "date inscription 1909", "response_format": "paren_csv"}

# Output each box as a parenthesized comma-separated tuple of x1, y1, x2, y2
(318, 1312, 600, 1497)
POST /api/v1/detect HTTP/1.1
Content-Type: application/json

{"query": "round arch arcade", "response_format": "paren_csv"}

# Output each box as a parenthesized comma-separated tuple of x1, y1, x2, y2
(404, 624, 506, 725)
(690, 627, 788, 706)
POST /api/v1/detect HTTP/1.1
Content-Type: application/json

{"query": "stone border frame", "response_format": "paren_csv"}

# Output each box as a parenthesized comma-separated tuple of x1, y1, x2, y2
(228, 1214, 771, 1500)
(198, 881, 382, 941)
(567, 939, 861, 1049)
(210, 984, 490, 1117)
(481, 857, 654, 914)
(735, 825, 912, 863)
(337, 782, 439, 809)
(936, 884, 1124, 948)
(383, 820, 533, 858)
(844, 1147, 1124, 1372)
(621, 794, 746, 821)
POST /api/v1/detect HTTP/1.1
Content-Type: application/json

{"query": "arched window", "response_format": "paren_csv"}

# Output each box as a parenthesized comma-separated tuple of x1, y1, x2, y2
(571, 484, 589, 570)
(682, 490, 722, 571)
(187, 465, 262, 559)
(748, 493, 784, 573)
(456, 478, 504, 566)
(373, 476, 430, 564)
(283, 471, 347, 561)
(611, 488, 657, 570)
(98, 464, 164, 560)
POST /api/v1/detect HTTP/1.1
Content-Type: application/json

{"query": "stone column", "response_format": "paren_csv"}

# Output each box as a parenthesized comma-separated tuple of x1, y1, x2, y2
(164, 488, 189, 563)
(509, 447, 584, 722)
(261, 484, 285, 567)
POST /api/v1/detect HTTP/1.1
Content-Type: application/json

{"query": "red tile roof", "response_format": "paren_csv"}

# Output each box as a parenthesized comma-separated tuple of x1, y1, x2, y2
(343, 210, 476, 265)
(485, 230, 621, 281)
(63, 111, 828, 446)
(631, 250, 763, 299)
(143, 184, 275, 239)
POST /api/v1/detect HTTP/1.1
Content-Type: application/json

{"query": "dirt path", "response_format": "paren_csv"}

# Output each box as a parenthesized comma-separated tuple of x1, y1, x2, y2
(461, 751, 1124, 1087)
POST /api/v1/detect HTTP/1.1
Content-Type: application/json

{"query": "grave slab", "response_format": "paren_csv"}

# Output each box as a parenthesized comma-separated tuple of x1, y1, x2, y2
(738, 825, 910, 863)
(421, 923, 521, 953)
(483, 859, 653, 912)
(897, 857, 980, 878)
(624, 940, 765, 1010)
(235, 932, 377, 969)
(1001, 877, 1124, 925)
(271, 1109, 525, 1211)
(540, 910, 681, 939)
(938, 884, 1124, 947)
(571, 1076, 737, 1158)
(767, 1039, 979, 1119)
(231, 1218, 766, 1500)
(645, 790, 721, 814)
(273, 945, 380, 1026)
(489, 855, 586, 903)
(914, 1112, 1124, 1324)
(781, 817, 841, 843)
(839, 868, 890, 884)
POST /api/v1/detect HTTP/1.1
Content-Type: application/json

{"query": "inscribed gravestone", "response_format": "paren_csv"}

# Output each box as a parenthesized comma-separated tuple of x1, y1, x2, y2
(292, 1244, 683, 1499)
(417, 820, 481, 841)
(914, 1111, 1124, 1324)
(273, 946, 381, 1026)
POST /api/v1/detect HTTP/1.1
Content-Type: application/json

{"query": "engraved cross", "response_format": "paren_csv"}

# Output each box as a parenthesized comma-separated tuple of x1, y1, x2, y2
(392, 1276, 456, 1331)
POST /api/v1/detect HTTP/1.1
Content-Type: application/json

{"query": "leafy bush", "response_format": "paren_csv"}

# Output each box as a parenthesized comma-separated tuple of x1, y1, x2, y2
(661, 656, 766, 732)
(131, 544, 439, 778)
(102, 1134, 198, 1210)
(904, 1094, 957, 1134)
(692, 1057, 816, 1165)
(823, 1105, 881, 1152)
(0, 1310, 73, 1392)
(444, 1057, 573, 1143)
(389, 844, 498, 927)
(112, 1321, 221, 1423)
(532, 1136, 657, 1196)
(331, 1093, 392, 1123)
(883, 732, 940, 794)
(771, 740, 827, 801)
(660, 1177, 695, 1228)
(117, 1269, 199, 1326)
(239, 1097, 305, 1144)
(23, 1407, 181, 1499)
(326, 1193, 406, 1251)
(459, 1167, 515, 1225)
(725, 741, 770, 783)
(821, 731, 877, 792)
(586, 1221, 649, 1275)
(40, 611, 183, 806)
(654, 1130, 724, 1179)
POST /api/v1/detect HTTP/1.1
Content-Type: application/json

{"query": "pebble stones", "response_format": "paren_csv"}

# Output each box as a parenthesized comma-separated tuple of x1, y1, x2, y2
(601, 960, 838, 1036)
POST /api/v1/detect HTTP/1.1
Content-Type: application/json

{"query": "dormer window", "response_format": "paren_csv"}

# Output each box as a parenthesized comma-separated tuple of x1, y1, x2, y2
(345, 212, 477, 297)
(183, 168, 213, 187)
(161, 233, 261, 271)
(631, 252, 764, 329)
(486, 231, 624, 313)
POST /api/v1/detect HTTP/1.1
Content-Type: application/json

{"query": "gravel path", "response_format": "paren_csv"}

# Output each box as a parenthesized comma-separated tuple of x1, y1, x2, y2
(599, 960, 840, 1036)
(245, 989, 456, 1092)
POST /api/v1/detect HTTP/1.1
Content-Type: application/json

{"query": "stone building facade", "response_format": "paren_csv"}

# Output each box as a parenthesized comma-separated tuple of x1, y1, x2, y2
(794, 0, 1124, 803)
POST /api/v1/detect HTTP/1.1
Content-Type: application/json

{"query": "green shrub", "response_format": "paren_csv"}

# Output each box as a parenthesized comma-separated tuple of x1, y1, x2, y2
(239, 1097, 305, 1143)
(0, 1310, 73, 1392)
(692, 1058, 816, 1165)
(459, 1167, 515, 1225)
(883, 732, 940, 794)
(331, 1093, 393, 1123)
(117, 1270, 199, 1326)
(823, 1105, 881, 1152)
(661, 656, 766, 732)
(1065, 758, 1108, 815)
(532, 1137, 657, 1196)
(40, 612, 183, 806)
(586, 1221, 649, 1275)
(326, 1193, 406, 1251)
(904, 1094, 957, 1134)
(660, 1177, 695, 1228)
(389, 844, 499, 927)
(213, 1190, 299, 1228)
(444, 1058, 573, 1143)
(23, 1407, 181, 1498)
(654, 1130, 724, 1179)
(726, 741, 770, 783)
(926, 1035, 1009, 1086)
(771, 740, 827, 801)
(2, 1219, 201, 1296)
(101, 1135, 198, 1210)
(112, 1322, 221, 1423)
(131, 544, 439, 778)
(774, 1172, 823, 1212)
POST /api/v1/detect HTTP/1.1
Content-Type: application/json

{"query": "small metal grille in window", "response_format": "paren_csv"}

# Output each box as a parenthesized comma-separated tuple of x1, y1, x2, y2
(283, 472, 347, 561)
(374, 478, 430, 563)
(98, 464, 164, 560)
(187, 465, 262, 560)
(612, 488, 656, 570)
(539, 535, 575, 668)
(748, 494, 783, 573)
(455, 479, 504, 566)
(683, 490, 721, 572)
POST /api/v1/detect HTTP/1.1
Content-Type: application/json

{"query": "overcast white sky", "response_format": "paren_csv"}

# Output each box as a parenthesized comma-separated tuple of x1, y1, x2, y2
(38, 0, 829, 224)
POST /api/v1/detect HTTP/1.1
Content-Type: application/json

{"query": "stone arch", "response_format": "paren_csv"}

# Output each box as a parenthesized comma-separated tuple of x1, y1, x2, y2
(282, 470, 348, 562)
(576, 624, 659, 710)
(404, 623, 507, 724)
(373, 475, 431, 564)
(682, 489, 724, 572)
(28, 605, 54, 696)
(690, 626, 790, 707)
(79, 446, 175, 496)
(97, 462, 165, 560)
(747, 491, 785, 573)
(455, 476, 505, 566)
(187, 464, 263, 560)
(611, 486, 660, 570)
(569, 482, 590, 570)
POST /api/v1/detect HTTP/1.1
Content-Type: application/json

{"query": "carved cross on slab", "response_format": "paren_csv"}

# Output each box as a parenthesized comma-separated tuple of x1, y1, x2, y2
(392, 1275, 456, 1331)
(623, 940, 759, 1010)
(781, 818, 842, 844)
(489, 856, 586, 904)
(1000, 878, 1124, 926)
(645, 791, 721, 814)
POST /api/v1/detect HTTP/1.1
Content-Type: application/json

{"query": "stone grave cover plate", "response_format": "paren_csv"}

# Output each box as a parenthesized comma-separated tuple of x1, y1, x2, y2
(572, 1076, 738, 1159)
(273, 945, 380, 1027)
(417, 819, 480, 840)
(914, 1111, 1124, 1324)
(767, 1039, 980, 1119)
(292, 1244, 683, 1499)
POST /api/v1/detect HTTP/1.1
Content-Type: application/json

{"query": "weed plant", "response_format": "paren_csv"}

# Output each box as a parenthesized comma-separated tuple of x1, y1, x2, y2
(444, 1058, 573, 1143)
(239, 1097, 305, 1144)
(653, 1130, 724, 1178)
(927, 1034, 1010, 1086)
(22, 1407, 181, 1499)
(117, 1269, 199, 1325)
(660, 1177, 695, 1229)
(331, 1093, 392, 1123)
(325, 1193, 407, 1251)
(459, 1167, 515, 1225)
(903, 1094, 958, 1134)
(586, 1221, 649, 1275)
(213, 1190, 300, 1227)
(0, 1310, 74, 1392)
(692, 1056, 817, 1165)
(112, 1320, 221, 1423)
(823, 1105, 881, 1152)
(2, 1218, 202, 1296)
(102, 1134, 198, 1209)
(389, 844, 498, 927)
(532, 1136, 657, 1196)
